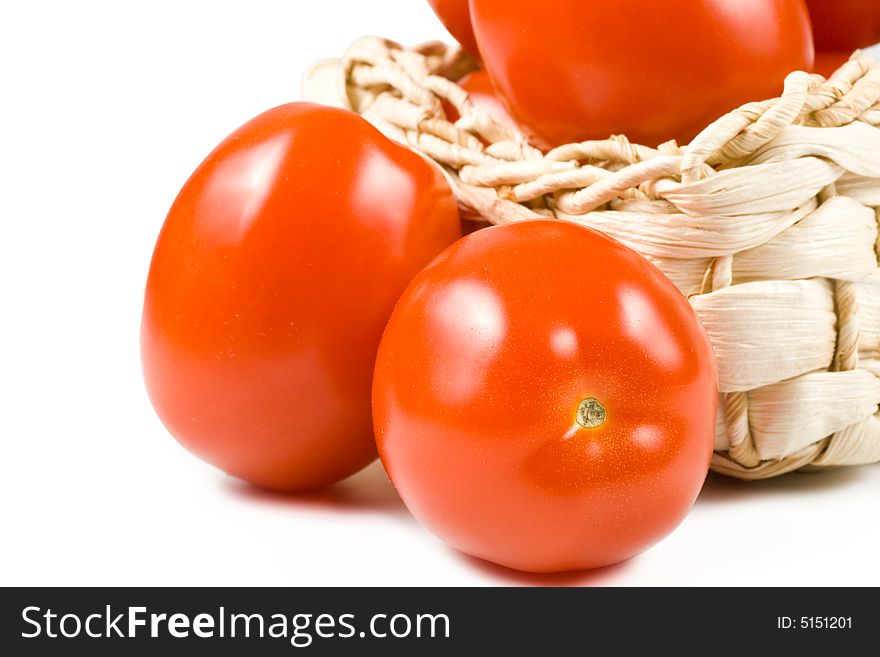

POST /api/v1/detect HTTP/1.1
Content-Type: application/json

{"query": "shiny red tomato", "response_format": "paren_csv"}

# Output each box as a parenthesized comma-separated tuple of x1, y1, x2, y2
(806, 1, 880, 51)
(469, 0, 815, 149)
(428, 0, 479, 56)
(142, 102, 461, 492)
(373, 220, 717, 572)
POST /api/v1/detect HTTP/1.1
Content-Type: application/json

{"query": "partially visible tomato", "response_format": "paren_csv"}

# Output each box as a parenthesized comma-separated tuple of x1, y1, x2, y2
(440, 69, 516, 129)
(439, 69, 514, 230)
(373, 220, 717, 573)
(459, 69, 516, 128)
(469, 0, 815, 149)
(142, 102, 461, 492)
(806, 0, 880, 51)
(813, 51, 852, 78)
(428, 0, 479, 56)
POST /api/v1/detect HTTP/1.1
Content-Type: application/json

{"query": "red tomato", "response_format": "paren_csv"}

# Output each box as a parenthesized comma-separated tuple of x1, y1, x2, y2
(428, 0, 479, 56)
(813, 51, 852, 78)
(459, 69, 516, 128)
(440, 69, 516, 131)
(806, 1, 880, 51)
(373, 221, 717, 572)
(470, 0, 815, 149)
(142, 102, 461, 492)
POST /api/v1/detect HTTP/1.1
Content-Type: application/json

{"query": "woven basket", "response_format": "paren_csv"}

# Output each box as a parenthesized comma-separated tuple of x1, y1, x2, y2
(303, 37, 880, 479)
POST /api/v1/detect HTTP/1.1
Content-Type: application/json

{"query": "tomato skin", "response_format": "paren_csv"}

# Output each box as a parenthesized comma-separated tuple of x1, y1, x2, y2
(806, 0, 880, 51)
(142, 102, 461, 492)
(469, 0, 815, 149)
(373, 221, 717, 572)
(428, 0, 479, 56)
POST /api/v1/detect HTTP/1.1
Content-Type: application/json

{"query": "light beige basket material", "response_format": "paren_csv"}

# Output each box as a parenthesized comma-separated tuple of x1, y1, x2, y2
(303, 37, 880, 479)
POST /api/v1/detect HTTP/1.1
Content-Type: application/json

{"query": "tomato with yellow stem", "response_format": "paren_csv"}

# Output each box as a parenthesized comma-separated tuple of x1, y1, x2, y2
(373, 220, 718, 572)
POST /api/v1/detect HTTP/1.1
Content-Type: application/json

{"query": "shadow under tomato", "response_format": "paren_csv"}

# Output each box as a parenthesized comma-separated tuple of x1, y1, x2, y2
(696, 465, 869, 505)
(221, 459, 412, 518)
(453, 550, 634, 587)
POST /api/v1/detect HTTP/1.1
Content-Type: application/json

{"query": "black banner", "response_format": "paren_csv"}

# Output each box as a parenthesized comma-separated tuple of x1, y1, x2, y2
(1, 587, 874, 654)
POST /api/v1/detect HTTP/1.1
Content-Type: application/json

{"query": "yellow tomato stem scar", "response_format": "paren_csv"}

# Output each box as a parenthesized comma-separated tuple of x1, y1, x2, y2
(576, 398, 606, 429)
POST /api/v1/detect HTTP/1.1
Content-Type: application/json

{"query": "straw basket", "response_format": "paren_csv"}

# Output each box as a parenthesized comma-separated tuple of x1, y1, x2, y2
(303, 37, 880, 479)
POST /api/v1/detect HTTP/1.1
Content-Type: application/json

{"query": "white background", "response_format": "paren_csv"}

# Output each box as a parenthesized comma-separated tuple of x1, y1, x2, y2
(2, 1, 878, 587)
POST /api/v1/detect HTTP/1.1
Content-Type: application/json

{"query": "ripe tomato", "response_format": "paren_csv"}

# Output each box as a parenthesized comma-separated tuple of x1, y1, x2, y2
(813, 51, 851, 78)
(373, 220, 717, 572)
(469, 0, 814, 149)
(142, 102, 461, 492)
(459, 69, 515, 128)
(428, 0, 479, 56)
(440, 69, 516, 132)
(806, 0, 880, 51)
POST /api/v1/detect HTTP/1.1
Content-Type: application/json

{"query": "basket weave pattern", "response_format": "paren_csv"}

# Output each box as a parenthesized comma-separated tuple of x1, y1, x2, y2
(303, 37, 880, 479)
